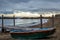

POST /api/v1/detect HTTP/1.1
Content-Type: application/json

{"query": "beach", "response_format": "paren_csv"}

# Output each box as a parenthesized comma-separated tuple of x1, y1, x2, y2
(0, 0, 60, 40)
(0, 16, 59, 40)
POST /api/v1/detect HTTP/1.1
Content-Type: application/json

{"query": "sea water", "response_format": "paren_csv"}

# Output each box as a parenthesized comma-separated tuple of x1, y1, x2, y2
(0, 19, 48, 27)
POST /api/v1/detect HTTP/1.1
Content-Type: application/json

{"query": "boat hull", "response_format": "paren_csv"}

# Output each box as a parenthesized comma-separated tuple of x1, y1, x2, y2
(10, 28, 56, 39)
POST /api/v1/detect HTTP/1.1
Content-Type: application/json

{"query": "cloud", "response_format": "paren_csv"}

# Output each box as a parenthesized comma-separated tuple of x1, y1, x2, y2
(8, 0, 30, 3)
(43, 0, 60, 2)
(0, 0, 60, 12)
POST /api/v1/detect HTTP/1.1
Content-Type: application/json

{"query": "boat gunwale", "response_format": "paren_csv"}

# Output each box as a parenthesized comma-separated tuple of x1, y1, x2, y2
(10, 28, 55, 34)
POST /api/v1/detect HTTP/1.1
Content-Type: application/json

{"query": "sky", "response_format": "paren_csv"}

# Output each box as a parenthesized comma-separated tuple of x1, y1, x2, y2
(0, 0, 60, 12)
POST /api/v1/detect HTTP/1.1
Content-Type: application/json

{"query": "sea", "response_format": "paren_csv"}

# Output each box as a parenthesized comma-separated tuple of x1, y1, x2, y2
(0, 19, 48, 27)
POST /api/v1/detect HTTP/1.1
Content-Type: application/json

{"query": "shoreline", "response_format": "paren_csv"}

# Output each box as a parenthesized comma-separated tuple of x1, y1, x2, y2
(0, 16, 60, 40)
(0, 19, 50, 30)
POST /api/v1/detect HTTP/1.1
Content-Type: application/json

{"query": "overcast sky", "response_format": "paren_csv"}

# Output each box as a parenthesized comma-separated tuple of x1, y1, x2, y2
(0, 0, 60, 12)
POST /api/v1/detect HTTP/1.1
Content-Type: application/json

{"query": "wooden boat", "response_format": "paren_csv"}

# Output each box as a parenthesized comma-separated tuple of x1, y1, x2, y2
(10, 28, 56, 39)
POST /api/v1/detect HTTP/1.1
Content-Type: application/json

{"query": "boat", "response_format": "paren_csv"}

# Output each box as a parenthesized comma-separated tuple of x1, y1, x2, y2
(10, 28, 56, 39)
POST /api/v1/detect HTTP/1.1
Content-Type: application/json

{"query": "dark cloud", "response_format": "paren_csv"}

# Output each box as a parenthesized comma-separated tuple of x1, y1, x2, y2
(37, 0, 60, 2)
(7, 0, 30, 3)
(0, 0, 60, 12)
(44, 0, 60, 2)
